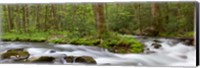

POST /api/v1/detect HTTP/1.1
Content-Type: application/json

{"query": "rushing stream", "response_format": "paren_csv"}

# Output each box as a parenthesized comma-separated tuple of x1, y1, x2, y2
(0, 36, 196, 66)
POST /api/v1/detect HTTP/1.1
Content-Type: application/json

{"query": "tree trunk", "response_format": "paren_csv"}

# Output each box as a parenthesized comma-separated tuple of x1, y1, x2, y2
(93, 3, 106, 39)
(25, 5, 29, 32)
(151, 3, 162, 36)
(44, 5, 49, 31)
(7, 5, 14, 32)
(35, 5, 41, 31)
(51, 4, 58, 30)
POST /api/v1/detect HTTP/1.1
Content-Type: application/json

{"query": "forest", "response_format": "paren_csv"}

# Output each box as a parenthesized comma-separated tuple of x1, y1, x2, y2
(1, 2, 196, 53)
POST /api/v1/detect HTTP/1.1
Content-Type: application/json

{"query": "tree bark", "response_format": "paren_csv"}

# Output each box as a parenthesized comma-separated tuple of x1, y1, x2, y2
(7, 5, 14, 32)
(93, 3, 106, 38)
(44, 5, 49, 31)
(151, 3, 162, 35)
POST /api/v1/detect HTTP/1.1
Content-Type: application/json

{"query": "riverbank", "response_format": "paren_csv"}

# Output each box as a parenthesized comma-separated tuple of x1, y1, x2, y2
(1, 32, 144, 53)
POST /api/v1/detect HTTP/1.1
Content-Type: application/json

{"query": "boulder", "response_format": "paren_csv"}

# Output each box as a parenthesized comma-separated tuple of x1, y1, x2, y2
(64, 56, 75, 63)
(28, 56, 55, 63)
(1, 48, 30, 61)
(151, 43, 162, 49)
(75, 56, 96, 64)
(64, 56, 96, 64)
(184, 39, 194, 46)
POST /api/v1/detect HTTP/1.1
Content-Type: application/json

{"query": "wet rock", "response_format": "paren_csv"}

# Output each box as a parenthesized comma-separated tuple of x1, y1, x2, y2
(29, 56, 55, 63)
(64, 56, 75, 63)
(49, 50, 56, 53)
(183, 39, 194, 46)
(145, 51, 156, 54)
(1, 48, 30, 61)
(178, 38, 194, 46)
(64, 56, 96, 64)
(75, 56, 96, 64)
(179, 55, 187, 59)
(100, 63, 111, 65)
(151, 43, 162, 49)
(143, 48, 156, 54)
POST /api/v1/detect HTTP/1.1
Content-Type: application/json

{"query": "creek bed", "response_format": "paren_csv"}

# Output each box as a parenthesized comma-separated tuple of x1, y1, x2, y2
(0, 36, 196, 66)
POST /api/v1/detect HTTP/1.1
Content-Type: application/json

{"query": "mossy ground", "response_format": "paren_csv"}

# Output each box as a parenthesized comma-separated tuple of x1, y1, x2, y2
(159, 31, 194, 38)
(2, 32, 144, 53)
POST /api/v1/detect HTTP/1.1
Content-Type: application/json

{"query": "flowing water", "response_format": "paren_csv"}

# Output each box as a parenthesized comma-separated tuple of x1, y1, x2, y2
(0, 36, 196, 66)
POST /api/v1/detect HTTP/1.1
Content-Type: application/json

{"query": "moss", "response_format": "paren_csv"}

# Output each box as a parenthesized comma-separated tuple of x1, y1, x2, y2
(2, 32, 48, 42)
(1, 49, 30, 60)
(64, 56, 96, 64)
(75, 56, 96, 64)
(29, 56, 55, 63)
(69, 38, 100, 46)
(99, 35, 144, 53)
(48, 38, 66, 44)
(2, 32, 144, 53)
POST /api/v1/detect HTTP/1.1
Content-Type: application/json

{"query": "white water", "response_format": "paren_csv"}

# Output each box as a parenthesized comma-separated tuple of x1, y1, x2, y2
(0, 37, 196, 66)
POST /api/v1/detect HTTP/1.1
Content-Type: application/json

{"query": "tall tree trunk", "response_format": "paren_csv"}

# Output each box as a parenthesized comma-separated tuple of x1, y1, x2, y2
(15, 5, 21, 33)
(44, 5, 49, 31)
(35, 5, 41, 31)
(151, 3, 162, 36)
(51, 4, 57, 30)
(133, 4, 142, 35)
(3, 5, 8, 32)
(7, 5, 14, 32)
(93, 3, 106, 39)
(22, 5, 26, 33)
(25, 5, 29, 32)
(71, 4, 77, 31)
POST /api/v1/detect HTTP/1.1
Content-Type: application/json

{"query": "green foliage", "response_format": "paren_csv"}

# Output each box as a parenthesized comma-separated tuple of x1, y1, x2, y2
(100, 34, 144, 53)
(1, 3, 195, 53)
(2, 32, 48, 42)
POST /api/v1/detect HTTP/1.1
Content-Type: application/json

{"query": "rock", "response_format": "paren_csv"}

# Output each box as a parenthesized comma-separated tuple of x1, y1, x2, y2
(184, 39, 194, 46)
(100, 63, 111, 65)
(179, 55, 187, 59)
(146, 51, 156, 54)
(153, 39, 162, 43)
(177, 38, 194, 46)
(49, 50, 56, 53)
(151, 43, 162, 49)
(64, 56, 75, 63)
(75, 56, 96, 64)
(64, 56, 96, 64)
(143, 48, 156, 54)
(29, 56, 55, 63)
(1, 48, 30, 61)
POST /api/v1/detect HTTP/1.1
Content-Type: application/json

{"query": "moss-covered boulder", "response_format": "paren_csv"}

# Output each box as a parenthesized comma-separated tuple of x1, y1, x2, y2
(103, 35, 144, 53)
(28, 56, 55, 63)
(64, 56, 96, 64)
(1, 48, 30, 61)
(75, 56, 96, 64)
